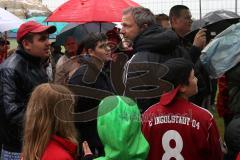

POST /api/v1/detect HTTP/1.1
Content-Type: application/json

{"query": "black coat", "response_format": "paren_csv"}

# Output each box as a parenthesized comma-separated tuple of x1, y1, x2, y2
(68, 56, 115, 155)
(178, 34, 211, 106)
(226, 63, 240, 114)
(0, 49, 48, 152)
(124, 25, 190, 113)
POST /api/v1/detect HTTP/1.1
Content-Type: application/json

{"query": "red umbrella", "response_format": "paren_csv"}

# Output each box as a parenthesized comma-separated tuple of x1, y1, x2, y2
(46, 0, 140, 23)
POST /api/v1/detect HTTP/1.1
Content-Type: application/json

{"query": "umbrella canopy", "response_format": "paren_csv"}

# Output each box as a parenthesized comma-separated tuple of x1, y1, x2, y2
(56, 22, 115, 45)
(25, 16, 67, 35)
(0, 7, 24, 32)
(0, 0, 51, 19)
(10, 16, 67, 38)
(185, 18, 240, 43)
(200, 22, 240, 78)
(192, 10, 240, 30)
(46, 0, 140, 23)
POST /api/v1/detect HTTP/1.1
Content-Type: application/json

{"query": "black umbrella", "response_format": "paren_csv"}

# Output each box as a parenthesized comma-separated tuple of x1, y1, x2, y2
(185, 18, 240, 43)
(192, 10, 240, 30)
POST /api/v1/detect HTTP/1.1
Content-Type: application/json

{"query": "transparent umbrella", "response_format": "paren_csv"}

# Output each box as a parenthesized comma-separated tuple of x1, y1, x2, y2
(56, 22, 115, 45)
(0, 7, 24, 32)
(10, 16, 67, 38)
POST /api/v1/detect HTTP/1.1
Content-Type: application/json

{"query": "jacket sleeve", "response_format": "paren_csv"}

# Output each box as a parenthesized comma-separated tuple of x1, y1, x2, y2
(0, 68, 25, 125)
(141, 112, 152, 142)
(190, 45, 202, 64)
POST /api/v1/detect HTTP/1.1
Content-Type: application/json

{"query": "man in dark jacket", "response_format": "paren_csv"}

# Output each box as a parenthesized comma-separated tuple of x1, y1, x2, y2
(68, 32, 115, 156)
(170, 5, 209, 107)
(0, 21, 55, 158)
(121, 7, 194, 113)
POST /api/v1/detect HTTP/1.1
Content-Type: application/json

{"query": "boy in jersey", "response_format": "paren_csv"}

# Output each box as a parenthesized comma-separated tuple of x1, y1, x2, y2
(142, 58, 223, 160)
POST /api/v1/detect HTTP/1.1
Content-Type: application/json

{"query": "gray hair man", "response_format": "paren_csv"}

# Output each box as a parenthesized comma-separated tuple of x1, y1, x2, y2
(121, 7, 191, 113)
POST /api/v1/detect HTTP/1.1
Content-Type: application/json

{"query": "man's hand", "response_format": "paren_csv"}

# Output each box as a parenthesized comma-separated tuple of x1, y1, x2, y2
(193, 28, 207, 50)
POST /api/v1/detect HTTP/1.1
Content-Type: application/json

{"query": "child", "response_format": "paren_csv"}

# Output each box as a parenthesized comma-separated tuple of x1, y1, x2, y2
(142, 58, 223, 160)
(82, 95, 149, 160)
(22, 83, 78, 160)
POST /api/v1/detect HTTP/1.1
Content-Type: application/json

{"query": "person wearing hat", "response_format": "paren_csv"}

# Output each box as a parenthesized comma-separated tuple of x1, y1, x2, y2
(142, 58, 223, 160)
(0, 21, 56, 159)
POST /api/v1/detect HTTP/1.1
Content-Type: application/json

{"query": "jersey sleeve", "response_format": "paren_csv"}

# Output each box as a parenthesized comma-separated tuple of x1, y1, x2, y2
(207, 118, 224, 160)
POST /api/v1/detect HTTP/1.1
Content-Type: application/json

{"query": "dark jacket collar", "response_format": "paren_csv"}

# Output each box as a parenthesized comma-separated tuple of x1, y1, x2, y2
(15, 48, 42, 65)
(133, 25, 180, 54)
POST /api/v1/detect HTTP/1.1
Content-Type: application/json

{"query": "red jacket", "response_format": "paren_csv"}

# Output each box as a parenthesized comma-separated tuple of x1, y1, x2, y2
(216, 76, 232, 118)
(41, 135, 78, 160)
(236, 153, 240, 160)
(142, 98, 223, 160)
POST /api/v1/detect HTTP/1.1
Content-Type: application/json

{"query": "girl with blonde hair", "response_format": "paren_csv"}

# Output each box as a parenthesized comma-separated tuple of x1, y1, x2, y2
(22, 83, 78, 160)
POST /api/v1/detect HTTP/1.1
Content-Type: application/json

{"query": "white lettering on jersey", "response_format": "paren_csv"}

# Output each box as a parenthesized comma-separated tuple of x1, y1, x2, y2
(162, 130, 184, 160)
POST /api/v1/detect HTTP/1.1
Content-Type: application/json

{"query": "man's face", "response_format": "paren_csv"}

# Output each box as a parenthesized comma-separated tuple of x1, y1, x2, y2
(91, 40, 111, 62)
(64, 37, 78, 56)
(24, 33, 51, 58)
(160, 20, 171, 29)
(172, 9, 193, 36)
(121, 13, 141, 41)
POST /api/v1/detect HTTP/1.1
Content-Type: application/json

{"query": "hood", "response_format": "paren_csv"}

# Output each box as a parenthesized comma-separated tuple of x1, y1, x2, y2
(133, 25, 180, 54)
(95, 96, 149, 160)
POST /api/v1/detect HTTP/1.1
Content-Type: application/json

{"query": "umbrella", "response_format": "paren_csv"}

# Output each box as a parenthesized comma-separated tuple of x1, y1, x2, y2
(0, 0, 51, 19)
(56, 22, 115, 45)
(185, 18, 240, 44)
(200, 22, 240, 78)
(10, 16, 67, 38)
(25, 16, 67, 35)
(46, 0, 140, 23)
(192, 10, 240, 31)
(0, 7, 24, 32)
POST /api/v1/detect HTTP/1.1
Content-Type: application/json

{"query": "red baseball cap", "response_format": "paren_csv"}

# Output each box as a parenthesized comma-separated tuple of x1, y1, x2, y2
(159, 85, 181, 106)
(17, 21, 56, 42)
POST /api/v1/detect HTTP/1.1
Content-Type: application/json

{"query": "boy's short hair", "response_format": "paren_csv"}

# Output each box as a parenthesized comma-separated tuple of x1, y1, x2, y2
(83, 32, 107, 50)
(163, 58, 194, 87)
(156, 13, 169, 22)
(169, 5, 189, 22)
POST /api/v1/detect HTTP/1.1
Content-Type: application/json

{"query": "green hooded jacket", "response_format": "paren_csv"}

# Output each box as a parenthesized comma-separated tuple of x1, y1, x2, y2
(95, 96, 149, 160)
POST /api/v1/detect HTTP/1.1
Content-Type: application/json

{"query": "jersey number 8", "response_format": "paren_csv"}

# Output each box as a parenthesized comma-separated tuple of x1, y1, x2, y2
(162, 130, 184, 160)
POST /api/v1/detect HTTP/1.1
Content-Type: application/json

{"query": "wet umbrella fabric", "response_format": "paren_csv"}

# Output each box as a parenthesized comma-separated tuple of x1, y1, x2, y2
(46, 0, 140, 23)
(0, 7, 24, 32)
(56, 22, 115, 45)
(192, 10, 240, 30)
(200, 22, 240, 78)
(185, 18, 240, 44)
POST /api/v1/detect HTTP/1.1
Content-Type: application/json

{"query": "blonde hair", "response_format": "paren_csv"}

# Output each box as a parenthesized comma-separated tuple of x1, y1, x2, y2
(22, 83, 78, 160)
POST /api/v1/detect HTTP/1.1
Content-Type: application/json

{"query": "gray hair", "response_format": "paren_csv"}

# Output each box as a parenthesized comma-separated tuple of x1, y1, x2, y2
(123, 7, 157, 29)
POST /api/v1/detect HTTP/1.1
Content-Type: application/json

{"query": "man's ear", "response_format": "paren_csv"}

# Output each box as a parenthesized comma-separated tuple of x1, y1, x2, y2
(179, 84, 186, 93)
(22, 39, 31, 50)
(171, 16, 178, 25)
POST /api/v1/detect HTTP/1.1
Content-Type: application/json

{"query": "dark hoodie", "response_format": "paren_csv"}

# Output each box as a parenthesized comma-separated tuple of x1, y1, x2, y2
(131, 25, 191, 63)
(124, 25, 190, 113)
